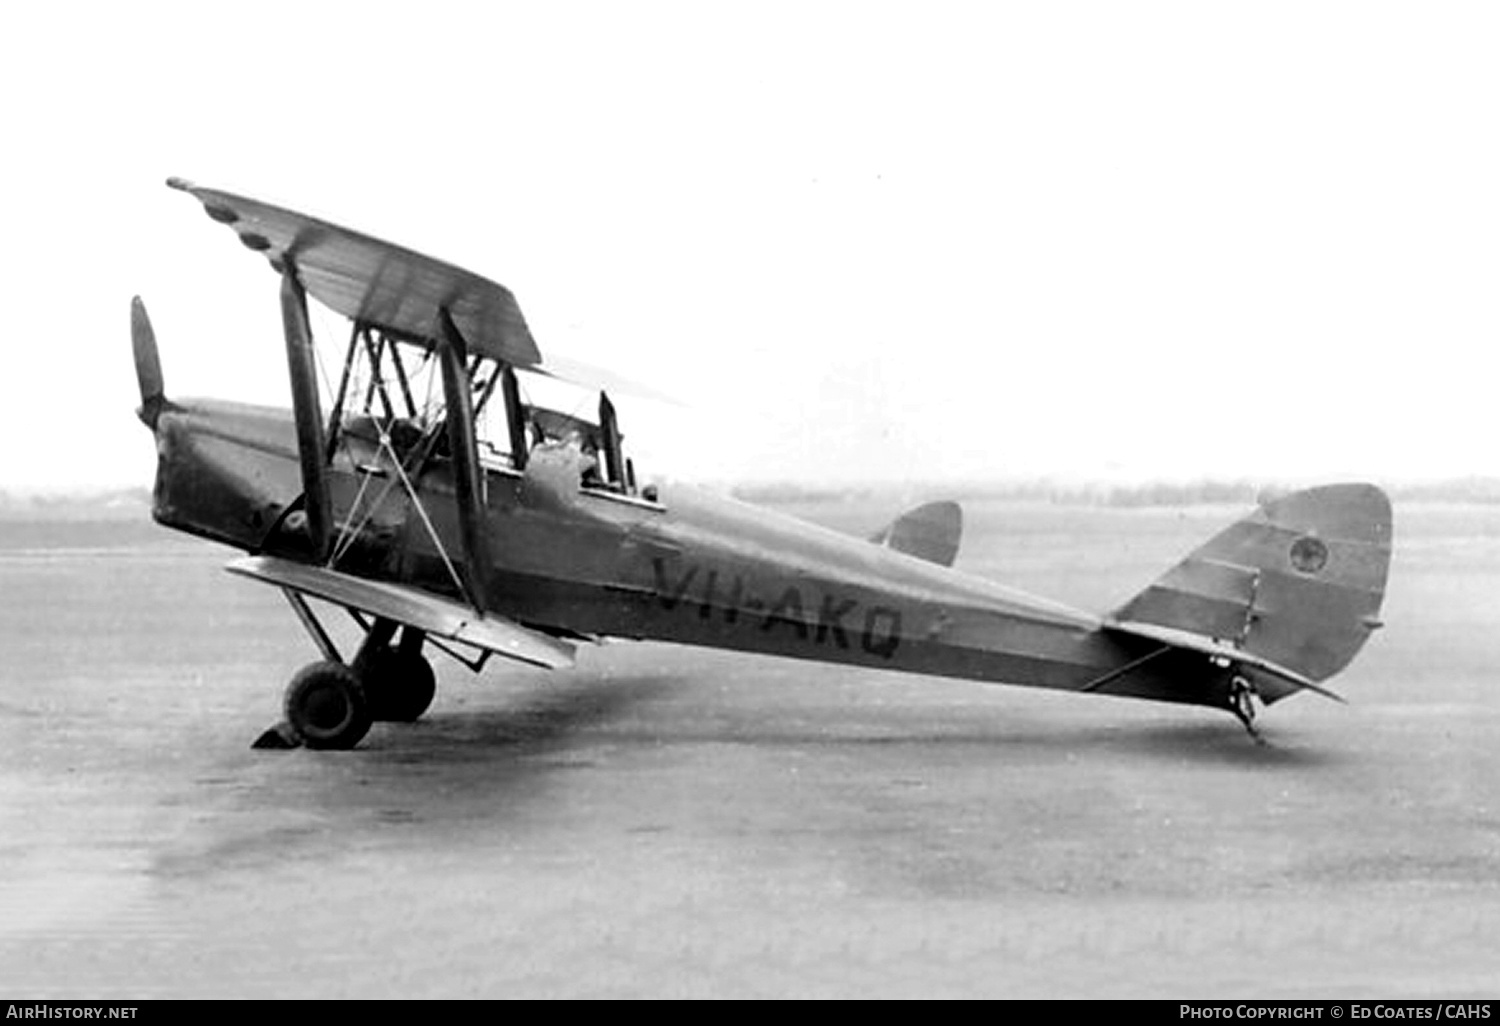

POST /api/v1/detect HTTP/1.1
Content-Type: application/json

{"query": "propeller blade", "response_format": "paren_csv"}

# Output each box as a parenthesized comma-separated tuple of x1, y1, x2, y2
(132, 296, 167, 428)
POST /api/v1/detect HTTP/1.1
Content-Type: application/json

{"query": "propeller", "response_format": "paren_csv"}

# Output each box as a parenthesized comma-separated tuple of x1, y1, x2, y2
(132, 296, 168, 428)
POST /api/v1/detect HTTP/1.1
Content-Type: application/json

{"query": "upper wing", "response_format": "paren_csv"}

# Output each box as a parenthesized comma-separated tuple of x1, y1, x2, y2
(226, 556, 575, 670)
(168, 178, 541, 368)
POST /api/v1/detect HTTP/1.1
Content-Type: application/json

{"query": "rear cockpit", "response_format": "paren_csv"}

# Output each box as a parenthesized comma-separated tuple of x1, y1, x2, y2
(474, 374, 645, 500)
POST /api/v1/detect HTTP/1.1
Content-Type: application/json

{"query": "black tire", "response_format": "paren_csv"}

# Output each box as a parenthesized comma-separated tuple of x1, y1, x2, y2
(283, 661, 373, 750)
(363, 649, 437, 723)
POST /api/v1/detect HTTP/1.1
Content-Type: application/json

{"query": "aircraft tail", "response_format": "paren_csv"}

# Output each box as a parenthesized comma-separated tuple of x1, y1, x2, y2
(1110, 484, 1392, 690)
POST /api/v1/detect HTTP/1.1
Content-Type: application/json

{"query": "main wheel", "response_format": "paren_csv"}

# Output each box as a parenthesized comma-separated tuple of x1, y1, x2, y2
(363, 649, 437, 723)
(284, 661, 373, 750)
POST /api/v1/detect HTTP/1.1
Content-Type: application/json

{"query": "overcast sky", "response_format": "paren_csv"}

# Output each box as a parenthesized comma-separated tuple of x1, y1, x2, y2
(3, 1, 1497, 491)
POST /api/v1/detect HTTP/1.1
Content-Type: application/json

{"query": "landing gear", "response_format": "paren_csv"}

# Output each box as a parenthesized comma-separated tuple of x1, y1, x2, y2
(1227, 673, 1264, 743)
(260, 600, 437, 750)
(283, 660, 373, 750)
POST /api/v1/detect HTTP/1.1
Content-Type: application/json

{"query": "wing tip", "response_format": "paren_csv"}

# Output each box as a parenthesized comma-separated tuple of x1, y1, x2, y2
(166, 176, 194, 193)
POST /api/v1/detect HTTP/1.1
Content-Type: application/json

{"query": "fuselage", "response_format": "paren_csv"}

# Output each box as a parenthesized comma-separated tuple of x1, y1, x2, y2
(149, 398, 1223, 709)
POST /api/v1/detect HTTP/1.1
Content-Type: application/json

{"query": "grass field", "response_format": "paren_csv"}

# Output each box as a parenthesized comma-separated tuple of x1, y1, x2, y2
(0, 497, 1496, 997)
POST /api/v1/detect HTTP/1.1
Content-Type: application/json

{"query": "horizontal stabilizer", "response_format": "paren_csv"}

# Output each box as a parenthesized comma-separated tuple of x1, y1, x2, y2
(226, 556, 575, 670)
(1112, 483, 1391, 689)
(869, 501, 963, 567)
(1103, 619, 1344, 703)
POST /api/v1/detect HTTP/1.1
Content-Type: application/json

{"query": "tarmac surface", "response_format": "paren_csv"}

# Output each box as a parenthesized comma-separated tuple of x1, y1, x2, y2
(1, 500, 1497, 997)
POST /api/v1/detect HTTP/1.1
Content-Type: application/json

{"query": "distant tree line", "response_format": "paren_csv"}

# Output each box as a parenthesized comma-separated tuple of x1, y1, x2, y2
(729, 477, 1500, 508)
(5, 478, 1500, 518)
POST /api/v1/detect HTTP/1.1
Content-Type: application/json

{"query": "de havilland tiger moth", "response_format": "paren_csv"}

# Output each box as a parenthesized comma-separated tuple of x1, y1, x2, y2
(131, 179, 1392, 750)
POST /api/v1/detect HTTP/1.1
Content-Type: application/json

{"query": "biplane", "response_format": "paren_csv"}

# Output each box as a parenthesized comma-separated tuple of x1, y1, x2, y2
(133, 179, 1392, 749)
